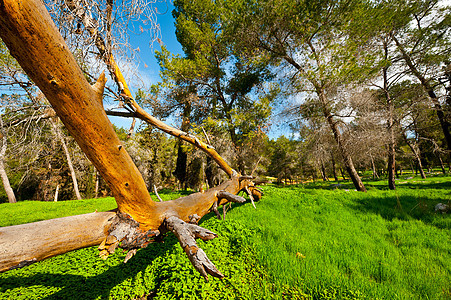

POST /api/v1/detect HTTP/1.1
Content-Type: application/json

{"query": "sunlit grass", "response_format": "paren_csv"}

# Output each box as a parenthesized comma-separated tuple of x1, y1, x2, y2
(228, 179, 451, 299)
(0, 197, 117, 227)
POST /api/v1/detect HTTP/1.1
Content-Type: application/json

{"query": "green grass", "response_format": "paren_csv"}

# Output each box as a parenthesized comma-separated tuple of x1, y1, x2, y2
(228, 176, 451, 299)
(0, 197, 117, 227)
(0, 175, 450, 299)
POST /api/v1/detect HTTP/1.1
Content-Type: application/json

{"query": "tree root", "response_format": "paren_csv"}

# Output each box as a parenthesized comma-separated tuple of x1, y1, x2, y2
(165, 216, 223, 280)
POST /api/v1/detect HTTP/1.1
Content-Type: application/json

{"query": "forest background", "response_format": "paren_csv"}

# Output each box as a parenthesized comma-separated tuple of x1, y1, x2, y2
(0, 0, 450, 203)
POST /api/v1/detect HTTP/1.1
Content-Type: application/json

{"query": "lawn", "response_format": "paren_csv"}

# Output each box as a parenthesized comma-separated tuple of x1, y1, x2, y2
(0, 174, 450, 299)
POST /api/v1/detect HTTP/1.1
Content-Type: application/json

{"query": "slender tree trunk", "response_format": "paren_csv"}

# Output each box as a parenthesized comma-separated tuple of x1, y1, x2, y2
(383, 57, 396, 189)
(94, 170, 100, 198)
(438, 154, 446, 174)
(54, 184, 60, 202)
(0, 117, 16, 203)
(410, 160, 415, 176)
(205, 156, 215, 188)
(51, 121, 82, 200)
(320, 160, 328, 181)
(340, 168, 347, 180)
(403, 133, 426, 179)
(370, 155, 379, 180)
(319, 91, 366, 192)
(0, 161, 16, 203)
(330, 153, 338, 181)
(173, 102, 191, 189)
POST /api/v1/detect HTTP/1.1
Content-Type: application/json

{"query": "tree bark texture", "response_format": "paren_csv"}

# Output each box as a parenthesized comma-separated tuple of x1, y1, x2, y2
(403, 133, 426, 179)
(383, 52, 396, 190)
(0, 160, 16, 204)
(0, 211, 116, 272)
(0, 0, 158, 228)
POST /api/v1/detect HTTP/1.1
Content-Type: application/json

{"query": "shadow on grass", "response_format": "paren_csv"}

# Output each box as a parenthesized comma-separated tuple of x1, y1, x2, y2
(0, 209, 235, 299)
(351, 194, 445, 217)
(272, 179, 450, 230)
(292, 176, 451, 192)
(0, 237, 177, 299)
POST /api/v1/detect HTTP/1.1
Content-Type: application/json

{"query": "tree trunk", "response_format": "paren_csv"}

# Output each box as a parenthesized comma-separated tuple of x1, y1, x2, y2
(410, 160, 415, 176)
(205, 155, 215, 188)
(0, 117, 16, 204)
(0, 211, 116, 272)
(330, 153, 338, 181)
(403, 133, 426, 179)
(319, 92, 366, 192)
(340, 168, 347, 180)
(370, 155, 379, 180)
(0, 160, 16, 204)
(392, 35, 451, 156)
(51, 120, 82, 200)
(438, 154, 446, 174)
(173, 102, 191, 189)
(0, 0, 157, 226)
(320, 161, 328, 181)
(0, 0, 259, 278)
(54, 184, 60, 202)
(382, 44, 396, 190)
(94, 169, 100, 198)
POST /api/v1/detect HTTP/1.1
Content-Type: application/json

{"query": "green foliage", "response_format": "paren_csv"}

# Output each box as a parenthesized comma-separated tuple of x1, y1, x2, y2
(154, 0, 276, 152)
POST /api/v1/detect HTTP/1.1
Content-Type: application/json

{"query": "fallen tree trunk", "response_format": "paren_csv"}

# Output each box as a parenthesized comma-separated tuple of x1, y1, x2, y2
(0, 211, 116, 272)
(0, 0, 261, 279)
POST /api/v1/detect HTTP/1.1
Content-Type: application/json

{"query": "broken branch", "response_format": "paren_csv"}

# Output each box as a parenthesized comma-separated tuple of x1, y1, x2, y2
(165, 216, 223, 280)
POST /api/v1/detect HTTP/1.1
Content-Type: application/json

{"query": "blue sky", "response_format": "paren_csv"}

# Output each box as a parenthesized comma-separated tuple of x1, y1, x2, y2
(108, 1, 292, 140)
(107, 1, 182, 131)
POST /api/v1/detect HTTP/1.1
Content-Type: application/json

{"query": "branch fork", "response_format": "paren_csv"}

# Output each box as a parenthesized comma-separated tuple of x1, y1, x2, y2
(98, 212, 160, 262)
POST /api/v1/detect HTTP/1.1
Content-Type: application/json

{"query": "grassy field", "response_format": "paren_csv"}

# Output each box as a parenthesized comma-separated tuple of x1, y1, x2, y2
(0, 174, 450, 299)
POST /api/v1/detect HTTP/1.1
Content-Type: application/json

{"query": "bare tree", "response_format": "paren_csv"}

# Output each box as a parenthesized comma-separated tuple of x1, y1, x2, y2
(0, 115, 16, 203)
(50, 118, 82, 200)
